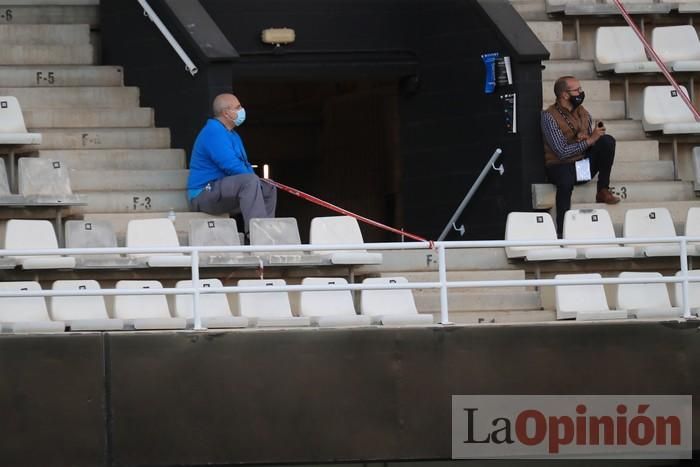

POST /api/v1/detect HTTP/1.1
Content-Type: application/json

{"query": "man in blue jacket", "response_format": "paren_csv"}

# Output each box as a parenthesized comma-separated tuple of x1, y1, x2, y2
(187, 93, 276, 232)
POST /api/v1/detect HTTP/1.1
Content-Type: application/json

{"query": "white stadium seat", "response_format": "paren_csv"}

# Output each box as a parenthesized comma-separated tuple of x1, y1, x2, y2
(250, 217, 322, 265)
(0, 281, 64, 333)
(563, 209, 635, 259)
(504, 212, 577, 261)
(188, 218, 259, 266)
(300, 277, 372, 327)
(50, 280, 124, 331)
(672, 270, 700, 312)
(554, 273, 626, 321)
(652, 26, 700, 71)
(623, 207, 679, 257)
(594, 27, 660, 73)
(4, 219, 75, 269)
(360, 277, 433, 325)
(310, 216, 383, 265)
(174, 279, 249, 328)
(126, 218, 191, 267)
(642, 85, 700, 134)
(685, 207, 700, 256)
(0, 96, 41, 146)
(237, 279, 310, 327)
(114, 280, 186, 330)
(616, 272, 681, 319)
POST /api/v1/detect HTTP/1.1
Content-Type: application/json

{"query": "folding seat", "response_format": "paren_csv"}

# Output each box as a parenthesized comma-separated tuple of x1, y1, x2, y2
(0, 96, 41, 191)
(113, 280, 186, 330)
(642, 86, 700, 134)
(65, 219, 140, 268)
(563, 209, 634, 259)
(685, 207, 700, 256)
(4, 219, 75, 269)
(188, 218, 259, 266)
(623, 207, 679, 257)
(17, 158, 84, 203)
(554, 273, 626, 321)
(672, 270, 700, 313)
(651, 26, 700, 72)
(616, 272, 681, 319)
(0, 281, 64, 333)
(126, 218, 190, 267)
(360, 277, 434, 325)
(250, 217, 322, 265)
(50, 280, 125, 331)
(504, 212, 577, 261)
(299, 277, 372, 327)
(594, 27, 660, 73)
(174, 278, 249, 328)
(309, 216, 382, 265)
(237, 279, 310, 327)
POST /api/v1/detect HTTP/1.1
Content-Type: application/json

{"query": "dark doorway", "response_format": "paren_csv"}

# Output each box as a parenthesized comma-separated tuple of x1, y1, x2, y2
(234, 80, 401, 242)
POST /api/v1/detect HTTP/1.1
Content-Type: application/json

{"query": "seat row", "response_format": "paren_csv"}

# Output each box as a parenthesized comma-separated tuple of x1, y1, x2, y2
(0, 277, 433, 333)
(0, 157, 82, 204)
(548, 0, 699, 16)
(506, 206, 700, 261)
(0, 215, 382, 270)
(555, 271, 700, 320)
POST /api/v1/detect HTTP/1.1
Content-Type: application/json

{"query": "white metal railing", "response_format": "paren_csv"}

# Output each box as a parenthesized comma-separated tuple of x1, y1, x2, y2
(1, 236, 700, 329)
(137, 0, 199, 76)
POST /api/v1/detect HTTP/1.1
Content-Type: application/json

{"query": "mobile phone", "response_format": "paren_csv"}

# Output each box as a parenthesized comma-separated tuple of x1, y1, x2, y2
(597, 121, 605, 128)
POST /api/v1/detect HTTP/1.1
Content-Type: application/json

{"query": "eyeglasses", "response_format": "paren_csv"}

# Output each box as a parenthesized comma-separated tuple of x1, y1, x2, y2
(567, 87, 584, 93)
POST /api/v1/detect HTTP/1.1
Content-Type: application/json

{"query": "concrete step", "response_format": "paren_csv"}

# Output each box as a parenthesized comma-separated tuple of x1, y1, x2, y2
(0, 5, 98, 26)
(357, 248, 513, 275)
(533, 181, 695, 209)
(542, 41, 578, 60)
(415, 290, 542, 313)
(39, 149, 186, 170)
(2, 87, 139, 108)
(0, 66, 123, 87)
(70, 169, 188, 191)
(0, 44, 93, 65)
(36, 128, 171, 150)
(75, 191, 189, 214)
(543, 100, 625, 120)
(25, 108, 154, 128)
(611, 161, 675, 181)
(0, 23, 89, 44)
(542, 60, 597, 80)
(427, 309, 556, 325)
(380, 270, 529, 293)
(603, 120, 646, 141)
(526, 21, 563, 42)
(616, 140, 659, 162)
(543, 79, 610, 101)
(510, 0, 549, 20)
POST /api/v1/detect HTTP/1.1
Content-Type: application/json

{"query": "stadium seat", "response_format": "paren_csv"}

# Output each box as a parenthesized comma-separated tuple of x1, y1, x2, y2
(554, 273, 626, 321)
(237, 279, 310, 327)
(0, 96, 41, 145)
(299, 277, 372, 327)
(642, 85, 700, 134)
(675, 0, 700, 14)
(250, 217, 322, 265)
(309, 216, 383, 265)
(623, 207, 679, 257)
(174, 279, 249, 328)
(65, 219, 140, 268)
(504, 212, 577, 261)
(594, 27, 660, 73)
(114, 280, 186, 330)
(126, 218, 191, 267)
(616, 272, 681, 319)
(17, 158, 84, 203)
(685, 207, 700, 256)
(360, 277, 434, 325)
(188, 218, 259, 267)
(50, 280, 125, 331)
(563, 209, 635, 259)
(4, 219, 75, 269)
(652, 26, 700, 72)
(0, 281, 64, 333)
(672, 270, 700, 310)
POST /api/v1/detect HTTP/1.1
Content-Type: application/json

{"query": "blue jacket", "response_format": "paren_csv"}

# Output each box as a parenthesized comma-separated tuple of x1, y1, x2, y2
(187, 118, 254, 200)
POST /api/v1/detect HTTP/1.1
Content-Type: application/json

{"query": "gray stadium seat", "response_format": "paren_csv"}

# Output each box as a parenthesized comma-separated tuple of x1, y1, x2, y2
(188, 218, 260, 267)
(250, 217, 322, 265)
(65, 219, 142, 268)
(17, 158, 85, 204)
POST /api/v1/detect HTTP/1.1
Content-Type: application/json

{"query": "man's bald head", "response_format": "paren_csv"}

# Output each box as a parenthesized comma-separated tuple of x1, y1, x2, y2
(212, 93, 241, 117)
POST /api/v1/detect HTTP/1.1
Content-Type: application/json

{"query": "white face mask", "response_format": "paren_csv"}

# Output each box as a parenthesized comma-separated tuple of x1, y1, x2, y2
(233, 107, 246, 127)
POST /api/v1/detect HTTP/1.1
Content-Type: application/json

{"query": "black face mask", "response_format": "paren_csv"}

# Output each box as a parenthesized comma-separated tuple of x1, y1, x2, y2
(569, 91, 585, 109)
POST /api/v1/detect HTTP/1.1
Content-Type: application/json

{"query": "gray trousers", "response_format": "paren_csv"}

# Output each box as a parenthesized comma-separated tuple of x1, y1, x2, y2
(190, 173, 277, 232)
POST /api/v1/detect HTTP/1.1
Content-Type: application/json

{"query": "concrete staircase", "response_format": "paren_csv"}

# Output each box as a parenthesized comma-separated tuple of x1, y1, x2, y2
(514, 2, 700, 232)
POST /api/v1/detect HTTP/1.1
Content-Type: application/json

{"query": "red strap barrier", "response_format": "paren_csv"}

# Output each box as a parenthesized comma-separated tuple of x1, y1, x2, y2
(612, 0, 700, 121)
(262, 178, 434, 247)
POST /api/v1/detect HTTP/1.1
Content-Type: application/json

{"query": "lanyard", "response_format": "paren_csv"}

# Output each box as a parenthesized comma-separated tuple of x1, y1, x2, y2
(554, 104, 580, 134)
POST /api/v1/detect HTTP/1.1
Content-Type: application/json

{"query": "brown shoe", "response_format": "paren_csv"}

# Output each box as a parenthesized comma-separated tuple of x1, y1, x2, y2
(596, 188, 621, 205)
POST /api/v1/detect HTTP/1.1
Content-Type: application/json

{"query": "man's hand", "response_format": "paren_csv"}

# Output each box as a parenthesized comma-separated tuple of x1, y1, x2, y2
(586, 122, 606, 146)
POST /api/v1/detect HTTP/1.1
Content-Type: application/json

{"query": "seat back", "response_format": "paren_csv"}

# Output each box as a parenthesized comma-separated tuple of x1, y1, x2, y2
(174, 279, 232, 318)
(595, 27, 648, 65)
(188, 218, 241, 248)
(652, 25, 700, 62)
(623, 207, 676, 240)
(360, 277, 417, 316)
(18, 158, 73, 197)
(673, 270, 700, 308)
(65, 220, 118, 249)
(616, 272, 672, 310)
(685, 207, 700, 238)
(0, 161, 10, 195)
(563, 209, 617, 246)
(5, 219, 59, 251)
(250, 217, 302, 246)
(555, 273, 609, 318)
(50, 280, 109, 321)
(0, 281, 50, 322)
(126, 218, 181, 257)
(643, 85, 695, 125)
(310, 216, 366, 252)
(300, 278, 355, 317)
(504, 212, 559, 258)
(0, 96, 29, 134)
(114, 280, 171, 319)
(237, 279, 292, 318)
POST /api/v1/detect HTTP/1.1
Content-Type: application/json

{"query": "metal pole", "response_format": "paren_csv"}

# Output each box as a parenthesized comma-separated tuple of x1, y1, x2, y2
(680, 238, 691, 319)
(191, 250, 203, 330)
(438, 148, 503, 241)
(438, 245, 451, 325)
